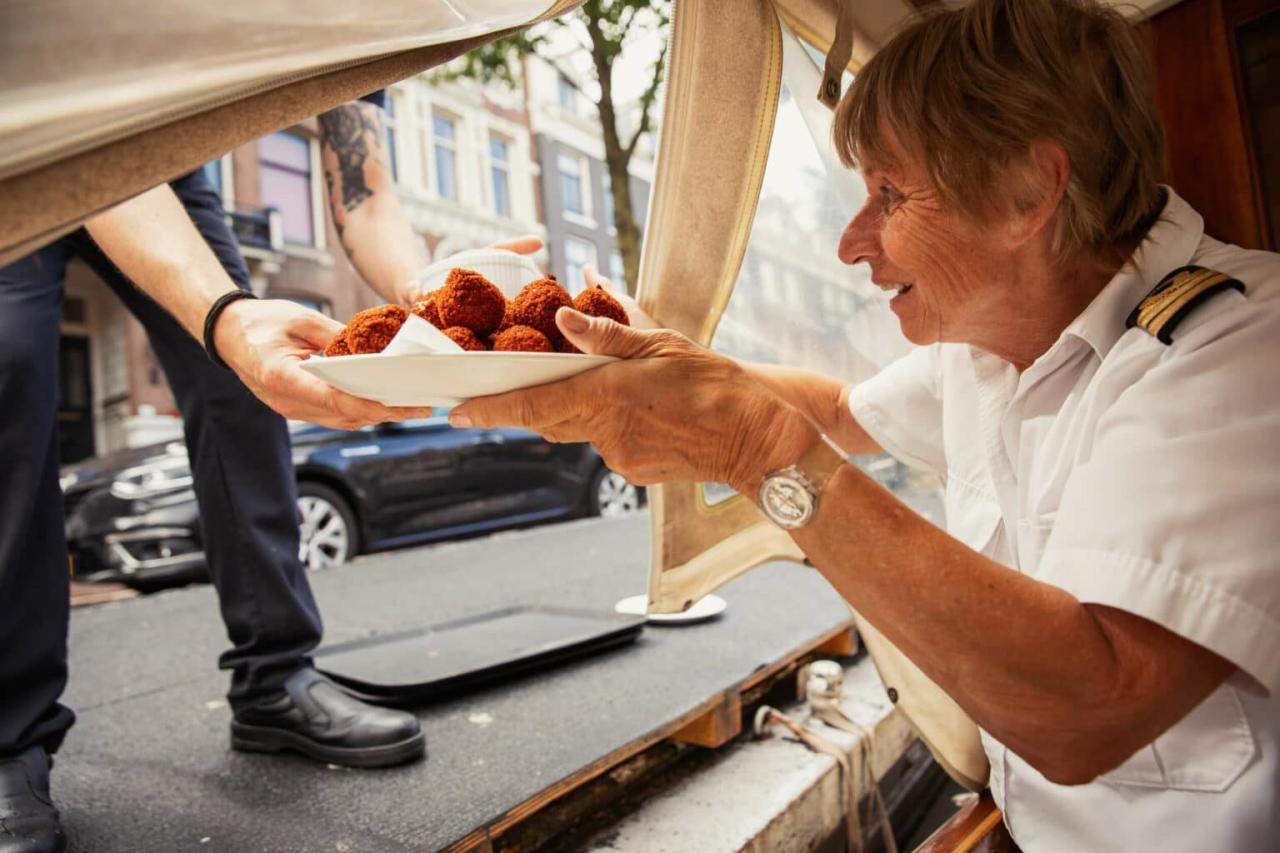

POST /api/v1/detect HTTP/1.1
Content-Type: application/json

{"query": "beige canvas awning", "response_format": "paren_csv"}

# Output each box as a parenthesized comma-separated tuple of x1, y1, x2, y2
(0, 0, 580, 264)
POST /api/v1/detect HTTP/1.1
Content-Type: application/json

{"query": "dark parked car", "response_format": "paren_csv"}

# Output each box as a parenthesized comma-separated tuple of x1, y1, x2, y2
(61, 417, 642, 590)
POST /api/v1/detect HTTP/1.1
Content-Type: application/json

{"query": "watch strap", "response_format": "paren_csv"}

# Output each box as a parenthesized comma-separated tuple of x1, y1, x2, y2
(757, 435, 847, 529)
(793, 435, 848, 496)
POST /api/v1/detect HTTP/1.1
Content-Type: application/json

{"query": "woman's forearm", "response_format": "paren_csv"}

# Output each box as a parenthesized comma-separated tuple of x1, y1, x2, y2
(741, 363, 882, 454)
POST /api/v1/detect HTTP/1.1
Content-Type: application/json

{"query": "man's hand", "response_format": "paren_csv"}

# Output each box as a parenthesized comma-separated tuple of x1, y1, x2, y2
(214, 298, 433, 429)
(449, 307, 817, 490)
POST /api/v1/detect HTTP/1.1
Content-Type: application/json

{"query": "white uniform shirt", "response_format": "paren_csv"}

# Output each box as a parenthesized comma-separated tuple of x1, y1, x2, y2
(847, 189, 1280, 852)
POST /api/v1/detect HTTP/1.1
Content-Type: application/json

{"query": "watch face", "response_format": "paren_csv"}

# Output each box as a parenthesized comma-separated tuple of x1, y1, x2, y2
(762, 475, 814, 528)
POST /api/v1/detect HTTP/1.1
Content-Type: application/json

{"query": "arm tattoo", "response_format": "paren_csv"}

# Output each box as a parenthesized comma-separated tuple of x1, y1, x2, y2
(318, 104, 383, 216)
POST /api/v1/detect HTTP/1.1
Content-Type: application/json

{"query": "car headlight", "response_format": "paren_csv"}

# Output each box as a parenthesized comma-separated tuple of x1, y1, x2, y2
(109, 449, 193, 500)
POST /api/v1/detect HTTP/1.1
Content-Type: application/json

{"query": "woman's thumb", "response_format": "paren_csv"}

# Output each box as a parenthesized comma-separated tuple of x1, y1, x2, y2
(555, 307, 656, 359)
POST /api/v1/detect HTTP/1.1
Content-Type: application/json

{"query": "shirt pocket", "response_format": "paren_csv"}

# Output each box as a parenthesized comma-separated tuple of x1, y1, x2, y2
(944, 476, 1003, 556)
(1015, 515, 1056, 573)
(1101, 683, 1256, 793)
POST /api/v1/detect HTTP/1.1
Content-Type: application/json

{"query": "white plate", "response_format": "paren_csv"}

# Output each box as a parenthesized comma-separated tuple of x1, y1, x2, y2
(301, 351, 616, 407)
(614, 594, 727, 624)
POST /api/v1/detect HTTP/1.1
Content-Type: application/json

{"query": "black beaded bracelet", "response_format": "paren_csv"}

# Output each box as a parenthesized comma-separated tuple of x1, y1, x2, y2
(202, 289, 259, 370)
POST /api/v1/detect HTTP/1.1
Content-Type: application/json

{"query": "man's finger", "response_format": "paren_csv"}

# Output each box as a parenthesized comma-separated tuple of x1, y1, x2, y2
(287, 307, 347, 347)
(285, 364, 427, 427)
(490, 235, 544, 256)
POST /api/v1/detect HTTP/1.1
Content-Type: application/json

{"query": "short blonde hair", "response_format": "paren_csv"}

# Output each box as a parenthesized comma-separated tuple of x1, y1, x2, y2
(834, 0, 1165, 264)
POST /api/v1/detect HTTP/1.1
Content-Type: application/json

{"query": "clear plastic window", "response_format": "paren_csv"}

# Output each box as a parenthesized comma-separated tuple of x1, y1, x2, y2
(703, 37, 943, 526)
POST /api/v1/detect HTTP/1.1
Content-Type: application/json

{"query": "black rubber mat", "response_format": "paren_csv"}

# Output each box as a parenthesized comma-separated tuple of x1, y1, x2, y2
(317, 605, 645, 704)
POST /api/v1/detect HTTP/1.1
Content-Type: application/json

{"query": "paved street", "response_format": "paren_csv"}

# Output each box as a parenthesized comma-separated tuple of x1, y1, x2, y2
(57, 512, 857, 852)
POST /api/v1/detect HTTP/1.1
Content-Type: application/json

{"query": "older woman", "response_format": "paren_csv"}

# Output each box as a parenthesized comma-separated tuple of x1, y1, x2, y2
(450, 0, 1279, 848)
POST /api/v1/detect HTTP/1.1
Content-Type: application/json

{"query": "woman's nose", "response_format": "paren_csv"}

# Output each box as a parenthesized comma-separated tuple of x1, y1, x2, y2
(838, 203, 880, 266)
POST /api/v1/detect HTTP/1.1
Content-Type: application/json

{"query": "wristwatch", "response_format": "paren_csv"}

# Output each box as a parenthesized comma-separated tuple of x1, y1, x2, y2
(757, 437, 847, 529)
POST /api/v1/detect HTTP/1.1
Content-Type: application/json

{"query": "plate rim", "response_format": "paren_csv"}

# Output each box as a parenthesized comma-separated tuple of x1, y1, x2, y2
(301, 350, 618, 369)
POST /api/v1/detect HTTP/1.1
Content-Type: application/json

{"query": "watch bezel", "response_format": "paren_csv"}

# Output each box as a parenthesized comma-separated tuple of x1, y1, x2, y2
(758, 465, 819, 529)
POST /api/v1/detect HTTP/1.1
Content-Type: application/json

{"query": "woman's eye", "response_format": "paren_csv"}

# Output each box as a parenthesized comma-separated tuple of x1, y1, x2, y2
(879, 185, 902, 214)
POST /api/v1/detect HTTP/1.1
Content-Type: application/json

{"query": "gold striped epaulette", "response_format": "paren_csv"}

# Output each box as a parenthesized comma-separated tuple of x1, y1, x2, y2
(1126, 265, 1245, 344)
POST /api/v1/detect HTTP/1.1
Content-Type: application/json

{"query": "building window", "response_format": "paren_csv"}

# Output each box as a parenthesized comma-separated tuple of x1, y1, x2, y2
(564, 237, 597, 294)
(201, 159, 223, 198)
(557, 74, 576, 111)
(384, 94, 399, 183)
(558, 152, 588, 218)
(258, 133, 314, 246)
(433, 113, 458, 201)
(610, 251, 626, 288)
(490, 135, 512, 218)
(602, 169, 616, 232)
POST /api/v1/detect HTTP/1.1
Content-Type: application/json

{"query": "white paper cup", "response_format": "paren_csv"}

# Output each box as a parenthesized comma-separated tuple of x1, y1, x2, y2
(416, 248, 546, 300)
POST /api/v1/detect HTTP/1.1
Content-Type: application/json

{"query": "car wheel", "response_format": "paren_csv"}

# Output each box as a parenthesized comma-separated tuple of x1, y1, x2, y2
(587, 466, 643, 517)
(296, 482, 358, 570)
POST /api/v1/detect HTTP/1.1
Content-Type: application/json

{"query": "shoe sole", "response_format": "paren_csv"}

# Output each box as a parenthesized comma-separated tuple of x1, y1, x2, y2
(230, 722, 426, 768)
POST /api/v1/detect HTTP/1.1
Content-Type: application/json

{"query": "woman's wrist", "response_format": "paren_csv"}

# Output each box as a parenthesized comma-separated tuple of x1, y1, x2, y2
(725, 395, 823, 497)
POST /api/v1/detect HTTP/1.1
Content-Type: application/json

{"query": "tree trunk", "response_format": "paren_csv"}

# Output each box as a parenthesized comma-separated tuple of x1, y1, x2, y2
(587, 13, 644, 295)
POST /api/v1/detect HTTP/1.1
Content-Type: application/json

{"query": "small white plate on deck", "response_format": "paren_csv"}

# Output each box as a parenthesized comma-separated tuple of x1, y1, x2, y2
(301, 351, 616, 407)
(614, 594, 727, 624)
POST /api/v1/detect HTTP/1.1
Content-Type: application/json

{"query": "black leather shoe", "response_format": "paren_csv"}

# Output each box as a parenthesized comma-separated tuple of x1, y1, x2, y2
(0, 747, 66, 853)
(231, 667, 424, 768)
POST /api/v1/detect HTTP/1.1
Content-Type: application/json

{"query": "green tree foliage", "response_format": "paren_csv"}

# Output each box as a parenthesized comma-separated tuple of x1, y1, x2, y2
(437, 0, 671, 293)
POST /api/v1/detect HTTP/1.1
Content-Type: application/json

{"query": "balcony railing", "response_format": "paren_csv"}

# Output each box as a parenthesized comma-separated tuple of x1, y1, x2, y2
(226, 204, 283, 253)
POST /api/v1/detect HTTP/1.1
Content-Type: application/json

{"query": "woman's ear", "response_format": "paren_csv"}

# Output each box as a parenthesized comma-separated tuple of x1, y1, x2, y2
(1005, 139, 1070, 249)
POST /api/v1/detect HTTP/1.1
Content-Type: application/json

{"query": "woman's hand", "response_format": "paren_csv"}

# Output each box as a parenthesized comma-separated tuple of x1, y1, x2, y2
(582, 265, 660, 329)
(214, 298, 433, 429)
(449, 307, 818, 490)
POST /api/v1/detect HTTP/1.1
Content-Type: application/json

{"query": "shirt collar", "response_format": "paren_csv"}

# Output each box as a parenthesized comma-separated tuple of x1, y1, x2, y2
(1061, 186, 1204, 360)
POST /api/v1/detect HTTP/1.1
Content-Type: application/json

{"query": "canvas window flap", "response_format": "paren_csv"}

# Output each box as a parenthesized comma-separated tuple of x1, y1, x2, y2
(638, 0, 989, 791)
(635, 0, 799, 614)
(0, 0, 579, 263)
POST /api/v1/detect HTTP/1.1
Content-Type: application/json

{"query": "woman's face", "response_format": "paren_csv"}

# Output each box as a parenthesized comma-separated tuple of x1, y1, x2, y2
(837, 137, 1016, 347)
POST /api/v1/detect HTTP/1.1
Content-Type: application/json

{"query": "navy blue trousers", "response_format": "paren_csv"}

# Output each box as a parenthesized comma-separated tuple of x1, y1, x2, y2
(0, 170, 323, 757)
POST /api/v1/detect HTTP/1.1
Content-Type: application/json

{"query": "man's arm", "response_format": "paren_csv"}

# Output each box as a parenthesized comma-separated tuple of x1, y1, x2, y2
(85, 184, 431, 428)
(318, 100, 426, 305)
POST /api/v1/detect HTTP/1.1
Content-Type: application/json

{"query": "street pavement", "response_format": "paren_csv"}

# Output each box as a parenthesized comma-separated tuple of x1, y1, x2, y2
(56, 512, 856, 852)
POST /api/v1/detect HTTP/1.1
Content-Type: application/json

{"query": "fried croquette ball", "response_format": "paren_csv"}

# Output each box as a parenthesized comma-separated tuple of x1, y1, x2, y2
(557, 338, 583, 355)
(573, 285, 629, 326)
(438, 269, 506, 336)
(345, 304, 407, 354)
(443, 326, 488, 351)
(324, 333, 352, 357)
(492, 325, 554, 353)
(411, 291, 444, 328)
(510, 279, 573, 345)
(495, 302, 517, 335)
